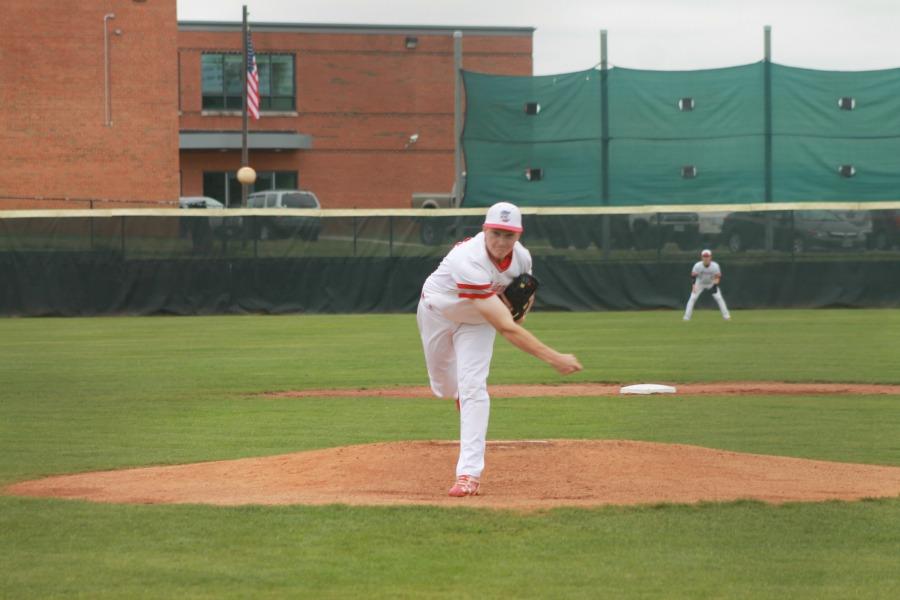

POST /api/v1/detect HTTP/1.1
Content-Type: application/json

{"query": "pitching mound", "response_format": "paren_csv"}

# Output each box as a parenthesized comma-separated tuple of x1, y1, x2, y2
(7, 440, 900, 510)
(265, 382, 900, 399)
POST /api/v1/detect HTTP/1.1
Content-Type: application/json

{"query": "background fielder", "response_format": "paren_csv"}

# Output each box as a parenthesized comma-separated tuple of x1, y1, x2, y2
(417, 202, 582, 497)
(683, 249, 731, 321)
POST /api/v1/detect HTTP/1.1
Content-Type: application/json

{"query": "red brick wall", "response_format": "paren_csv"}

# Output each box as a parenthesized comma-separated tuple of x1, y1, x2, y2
(179, 29, 532, 208)
(0, 0, 180, 209)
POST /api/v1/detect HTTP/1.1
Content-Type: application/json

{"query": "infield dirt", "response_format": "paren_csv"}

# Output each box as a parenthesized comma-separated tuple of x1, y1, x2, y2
(264, 381, 900, 399)
(8, 439, 900, 510)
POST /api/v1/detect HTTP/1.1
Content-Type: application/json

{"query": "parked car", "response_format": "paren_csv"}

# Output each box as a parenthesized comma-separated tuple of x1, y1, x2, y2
(627, 212, 700, 250)
(179, 196, 224, 210)
(246, 190, 322, 241)
(178, 196, 227, 246)
(720, 210, 869, 253)
(411, 182, 465, 246)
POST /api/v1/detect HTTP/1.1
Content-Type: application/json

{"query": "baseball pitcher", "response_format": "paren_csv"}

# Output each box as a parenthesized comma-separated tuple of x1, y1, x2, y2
(417, 202, 582, 497)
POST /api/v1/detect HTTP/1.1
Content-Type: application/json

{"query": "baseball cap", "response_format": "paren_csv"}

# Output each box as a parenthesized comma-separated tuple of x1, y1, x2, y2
(483, 202, 523, 233)
(701, 249, 712, 257)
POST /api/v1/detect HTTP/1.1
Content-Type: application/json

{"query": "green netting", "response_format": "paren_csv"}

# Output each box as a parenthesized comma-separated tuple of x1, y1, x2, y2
(610, 137, 764, 205)
(772, 64, 900, 136)
(774, 136, 900, 201)
(462, 63, 900, 207)
(608, 63, 764, 139)
(463, 70, 602, 142)
(463, 140, 601, 206)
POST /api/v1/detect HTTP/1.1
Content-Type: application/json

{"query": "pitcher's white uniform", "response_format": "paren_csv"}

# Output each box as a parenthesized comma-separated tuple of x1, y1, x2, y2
(683, 256, 730, 320)
(417, 232, 532, 478)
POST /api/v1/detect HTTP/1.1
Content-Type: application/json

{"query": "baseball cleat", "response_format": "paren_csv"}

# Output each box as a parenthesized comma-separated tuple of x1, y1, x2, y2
(448, 475, 480, 497)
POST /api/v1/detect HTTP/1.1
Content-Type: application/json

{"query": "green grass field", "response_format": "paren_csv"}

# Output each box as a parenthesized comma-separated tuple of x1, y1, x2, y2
(1, 309, 899, 598)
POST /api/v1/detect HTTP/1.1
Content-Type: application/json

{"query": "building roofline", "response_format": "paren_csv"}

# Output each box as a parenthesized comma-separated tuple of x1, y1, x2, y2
(178, 21, 534, 36)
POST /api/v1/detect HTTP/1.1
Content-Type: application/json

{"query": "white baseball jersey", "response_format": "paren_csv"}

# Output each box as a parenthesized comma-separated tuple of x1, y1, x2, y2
(691, 261, 722, 288)
(421, 232, 532, 325)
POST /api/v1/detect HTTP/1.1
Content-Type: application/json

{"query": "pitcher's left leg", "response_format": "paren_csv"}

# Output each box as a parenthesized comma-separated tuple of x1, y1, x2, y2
(452, 322, 496, 480)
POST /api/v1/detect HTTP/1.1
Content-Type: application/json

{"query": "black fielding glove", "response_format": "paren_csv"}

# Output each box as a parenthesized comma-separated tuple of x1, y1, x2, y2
(502, 273, 540, 321)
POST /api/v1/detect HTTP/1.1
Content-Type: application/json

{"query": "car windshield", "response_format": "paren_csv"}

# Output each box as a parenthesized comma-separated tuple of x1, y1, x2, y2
(283, 193, 318, 208)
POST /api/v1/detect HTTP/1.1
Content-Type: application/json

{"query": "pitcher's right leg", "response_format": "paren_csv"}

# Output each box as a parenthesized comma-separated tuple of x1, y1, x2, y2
(416, 299, 458, 400)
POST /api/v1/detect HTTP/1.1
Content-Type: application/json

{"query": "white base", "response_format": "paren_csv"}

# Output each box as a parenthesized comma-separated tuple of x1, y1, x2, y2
(620, 384, 678, 395)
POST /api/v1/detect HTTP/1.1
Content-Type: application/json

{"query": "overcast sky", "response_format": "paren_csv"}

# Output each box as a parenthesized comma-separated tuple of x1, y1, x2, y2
(178, 0, 900, 74)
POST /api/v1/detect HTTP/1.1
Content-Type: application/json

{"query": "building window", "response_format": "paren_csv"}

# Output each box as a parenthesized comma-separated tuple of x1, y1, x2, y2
(203, 171, 298, 207)
(201, 53, 296, 111)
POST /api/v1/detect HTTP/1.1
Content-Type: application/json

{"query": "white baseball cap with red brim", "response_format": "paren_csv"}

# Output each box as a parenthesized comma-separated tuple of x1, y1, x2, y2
(483, 202, 523, 233)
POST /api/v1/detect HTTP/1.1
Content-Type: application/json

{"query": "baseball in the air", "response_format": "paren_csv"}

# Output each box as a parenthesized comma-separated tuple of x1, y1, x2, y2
(236, 166, 257, 185)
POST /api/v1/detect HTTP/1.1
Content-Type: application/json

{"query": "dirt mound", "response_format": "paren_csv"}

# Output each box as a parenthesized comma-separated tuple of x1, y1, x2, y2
(264, 382, 900, 399)
(7, 440, 900, 510)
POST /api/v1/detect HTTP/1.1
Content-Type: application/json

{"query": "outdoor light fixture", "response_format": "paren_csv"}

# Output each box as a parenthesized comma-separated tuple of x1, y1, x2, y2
(681, 165, 698, 179)
(524, 102, 541, 115)
(405, 36, 418, 49)
(525, 168, 543, 181)
(838, 96, 856, 110)
(678, 97, 695, 111)
(404, 133, 419, 149)
(838, 165, 856, 177)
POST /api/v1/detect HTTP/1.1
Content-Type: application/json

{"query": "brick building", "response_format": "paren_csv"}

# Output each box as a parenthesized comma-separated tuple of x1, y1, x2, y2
(0, 0, 180, 209)
(177, 22, 533, 208)
(0, 0, 533, 210)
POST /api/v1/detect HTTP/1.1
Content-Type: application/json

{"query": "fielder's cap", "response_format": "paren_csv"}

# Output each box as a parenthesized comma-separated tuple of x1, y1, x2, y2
(701, 249, 712, 257)
(483, 202, 523, 233)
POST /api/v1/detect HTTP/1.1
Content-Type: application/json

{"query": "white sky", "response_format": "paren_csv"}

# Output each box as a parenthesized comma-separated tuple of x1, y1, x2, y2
(178, 0, 900, 74)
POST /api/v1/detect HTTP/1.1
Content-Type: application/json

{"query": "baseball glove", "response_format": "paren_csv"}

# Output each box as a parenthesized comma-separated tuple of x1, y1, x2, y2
(502, 273, 540, 321)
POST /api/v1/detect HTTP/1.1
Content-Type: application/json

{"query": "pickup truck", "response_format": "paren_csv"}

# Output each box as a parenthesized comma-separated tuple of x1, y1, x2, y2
(411, 185, 469, 245)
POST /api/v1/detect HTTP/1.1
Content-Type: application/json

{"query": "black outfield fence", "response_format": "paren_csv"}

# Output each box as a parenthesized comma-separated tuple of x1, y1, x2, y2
(1, 206, 898, 316)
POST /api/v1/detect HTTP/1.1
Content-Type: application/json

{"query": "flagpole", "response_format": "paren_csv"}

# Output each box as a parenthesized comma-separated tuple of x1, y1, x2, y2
(240, 4, 249, 208)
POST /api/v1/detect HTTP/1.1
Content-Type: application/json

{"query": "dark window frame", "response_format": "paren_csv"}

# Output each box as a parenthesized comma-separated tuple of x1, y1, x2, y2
(201, 52, 296, 112)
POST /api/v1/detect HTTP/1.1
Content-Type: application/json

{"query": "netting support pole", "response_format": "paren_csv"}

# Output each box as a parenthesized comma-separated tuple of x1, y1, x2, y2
(764, 25, 775, 252)
(388, 216, 394, 258)
(453, 31, 464, 206)
(600, 29, 612, 258)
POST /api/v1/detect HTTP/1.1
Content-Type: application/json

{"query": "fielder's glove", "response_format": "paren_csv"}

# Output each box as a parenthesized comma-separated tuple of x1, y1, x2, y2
(502, 273, 540, 322)
(710, 284, 719, 294)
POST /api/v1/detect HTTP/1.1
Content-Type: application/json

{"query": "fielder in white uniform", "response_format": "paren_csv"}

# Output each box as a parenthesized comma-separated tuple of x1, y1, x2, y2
(683, 249, 731, 321)
(417, 202, 582, 497)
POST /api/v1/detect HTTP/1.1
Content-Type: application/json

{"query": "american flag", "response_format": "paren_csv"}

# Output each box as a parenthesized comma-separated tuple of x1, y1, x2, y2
(246, 28, 260, 120)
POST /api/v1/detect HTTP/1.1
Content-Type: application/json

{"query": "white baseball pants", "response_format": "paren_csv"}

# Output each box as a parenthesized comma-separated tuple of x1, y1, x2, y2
(683, 285, 730, 320)
(417, 300, 496, 478)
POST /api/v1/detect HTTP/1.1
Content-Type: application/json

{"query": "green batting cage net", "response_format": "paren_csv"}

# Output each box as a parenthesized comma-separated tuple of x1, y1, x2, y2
(462, 63, 900, 207)
(1, 207, 898, 316)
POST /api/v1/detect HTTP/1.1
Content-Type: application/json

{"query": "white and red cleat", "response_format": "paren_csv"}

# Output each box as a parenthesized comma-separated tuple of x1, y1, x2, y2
(448, 474, 480, 497)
